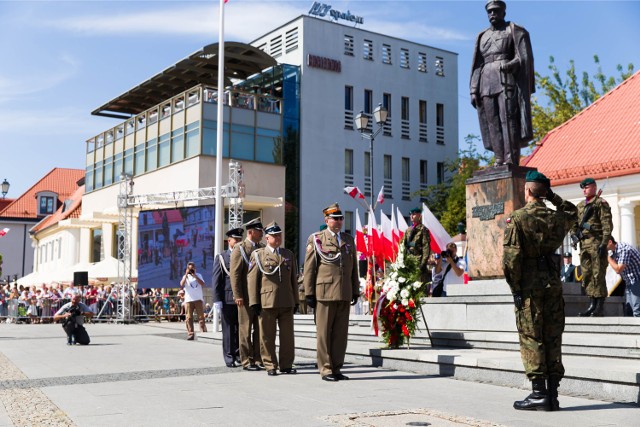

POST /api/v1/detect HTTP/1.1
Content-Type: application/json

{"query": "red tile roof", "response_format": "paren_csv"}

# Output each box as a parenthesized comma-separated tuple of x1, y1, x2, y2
(0, 199, 14, 213)
(0, 168, 84, 219)
(523, 70, 640, 186)
(31, 185, 84, 233)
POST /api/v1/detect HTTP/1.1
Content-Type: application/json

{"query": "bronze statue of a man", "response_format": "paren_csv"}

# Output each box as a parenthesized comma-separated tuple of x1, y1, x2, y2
(470, 0, 535, 166)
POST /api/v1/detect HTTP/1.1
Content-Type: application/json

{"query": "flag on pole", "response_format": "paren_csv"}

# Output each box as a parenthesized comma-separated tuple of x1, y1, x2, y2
(396, 207, 409, 240)
(355, 209, 367, 255)
(368, 207, 384, 268)
(0, 228, 9, 237)
(379, 211, 394, 262)
(422, 203, 452, 254)
(376, 186, 385, 206)
(344, 186, 365, 200)
(391, 205, 399, 261)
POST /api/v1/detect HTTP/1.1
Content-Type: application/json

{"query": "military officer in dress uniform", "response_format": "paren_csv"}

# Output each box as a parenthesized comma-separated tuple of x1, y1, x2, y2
(570, 178, 613, 317)
(303, 203, 359, 382)
(503, 171, 577, 411)
(230, 218, 264, 371)
(247, 222, 299, 376)
(212, 227, 243, 368)
(400, 207, 432, 284)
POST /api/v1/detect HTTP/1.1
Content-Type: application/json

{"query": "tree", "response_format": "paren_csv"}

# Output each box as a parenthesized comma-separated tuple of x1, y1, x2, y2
(415, 135, 489, 236)
(531, 55, 634, 144)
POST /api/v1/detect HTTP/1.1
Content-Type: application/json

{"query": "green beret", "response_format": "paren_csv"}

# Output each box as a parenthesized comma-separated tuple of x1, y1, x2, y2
(409, 207, 421, 214)
(579, 177, 595, 188)
(319, 224, 327, 231)
(525, 171, 549, 184)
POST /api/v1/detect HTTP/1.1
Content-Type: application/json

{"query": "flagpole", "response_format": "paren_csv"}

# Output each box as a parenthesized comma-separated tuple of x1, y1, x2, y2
(214, 0, 225, 258)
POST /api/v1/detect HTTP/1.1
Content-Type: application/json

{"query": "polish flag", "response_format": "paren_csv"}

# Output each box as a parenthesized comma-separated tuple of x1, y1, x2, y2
(422, 203, 452, 255)
(368, 207, 384, 268)
(380, 211, 394, 262)
(376, 186, 385, 206)
(344, 186, 365, 200)
(355, 209, 367, 255)
(0, 228, 9, 237)
(391, 206, 399, 261)
(396, 207, 409, 240)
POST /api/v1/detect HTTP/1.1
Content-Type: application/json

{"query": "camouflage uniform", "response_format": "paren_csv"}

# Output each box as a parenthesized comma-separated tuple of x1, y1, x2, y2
(503, 193, 577, 380)
(400, 223, 431, 283)
(571, 197, 612, 298)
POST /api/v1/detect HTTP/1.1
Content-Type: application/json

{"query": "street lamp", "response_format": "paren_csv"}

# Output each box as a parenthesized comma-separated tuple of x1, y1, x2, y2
(1, 179, 9, 199)
(355, 104, 388, 208)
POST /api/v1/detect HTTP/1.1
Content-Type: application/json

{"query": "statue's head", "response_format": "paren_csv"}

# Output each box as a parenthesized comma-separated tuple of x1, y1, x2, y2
(485, 0, 506, 25)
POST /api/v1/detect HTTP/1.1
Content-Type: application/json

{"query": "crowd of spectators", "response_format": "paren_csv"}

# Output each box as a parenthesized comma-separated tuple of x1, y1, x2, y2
(0, 283, 197, 324)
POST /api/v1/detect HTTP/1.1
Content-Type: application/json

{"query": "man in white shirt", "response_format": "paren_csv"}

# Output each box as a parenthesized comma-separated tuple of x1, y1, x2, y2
(433, 242, 466, 297)
(180, 261, 207, 340)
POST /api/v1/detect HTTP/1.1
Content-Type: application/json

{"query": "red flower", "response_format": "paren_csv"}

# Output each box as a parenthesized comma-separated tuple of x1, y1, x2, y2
(399, 305, 406, 313)
(398, 316, 405, 325)
(402, 324, 410, 337)
(408, 299, 415, 308)
(405, 312, 412, 321)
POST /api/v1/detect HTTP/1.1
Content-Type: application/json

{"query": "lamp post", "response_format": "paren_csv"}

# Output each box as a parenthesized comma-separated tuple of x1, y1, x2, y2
(354, 104, 388, 209)
(1, 179, 9, 199)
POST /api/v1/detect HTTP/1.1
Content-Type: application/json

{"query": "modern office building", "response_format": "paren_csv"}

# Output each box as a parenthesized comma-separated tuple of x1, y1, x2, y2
(250, 12, 458, 260)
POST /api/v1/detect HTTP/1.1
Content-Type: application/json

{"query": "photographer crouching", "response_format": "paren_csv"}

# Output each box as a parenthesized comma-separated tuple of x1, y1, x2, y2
(53, 294, 94, 345)
(432, 242, 466, 297)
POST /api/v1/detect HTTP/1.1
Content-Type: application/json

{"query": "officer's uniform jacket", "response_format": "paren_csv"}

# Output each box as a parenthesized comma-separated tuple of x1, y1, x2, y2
(303, 229, 359, 302)
(571, 196, 613, 249)
(230, 239, 265, 301)
(247, 247, 298, 308)
(212, 249, 234, 305)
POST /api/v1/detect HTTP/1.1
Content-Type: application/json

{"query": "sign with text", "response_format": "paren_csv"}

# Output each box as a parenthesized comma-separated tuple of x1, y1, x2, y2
(307, 54, 341, 72)
(308, 2, 364, 25)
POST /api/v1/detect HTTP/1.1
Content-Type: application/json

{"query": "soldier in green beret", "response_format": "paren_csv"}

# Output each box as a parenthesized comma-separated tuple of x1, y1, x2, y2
(570, 178, 613, 317)
(503, 170, 578, 411)
(399, 207, 432, 284)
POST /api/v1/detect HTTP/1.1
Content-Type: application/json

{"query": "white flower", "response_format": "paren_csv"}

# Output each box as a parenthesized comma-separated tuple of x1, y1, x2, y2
(400, 288, 410, 299)
(398, 276, 406, 283)
(387, 289, 397, 301)
(391, 272, 398, 280)
(412, 281, 422, 289)
(401, 299, 409, 306)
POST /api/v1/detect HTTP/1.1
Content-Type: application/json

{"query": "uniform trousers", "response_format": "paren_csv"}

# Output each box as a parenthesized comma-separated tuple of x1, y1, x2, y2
(515, 285, 565, 380)
(481, 93, 520, 164)
(185, 300, 207, 338)
(316, 300, 350, 377)
(258, 307, 295, 371)
(221, 303, 240, 365)
(580, 245, 608, 298)
(237, 304, 262, 367)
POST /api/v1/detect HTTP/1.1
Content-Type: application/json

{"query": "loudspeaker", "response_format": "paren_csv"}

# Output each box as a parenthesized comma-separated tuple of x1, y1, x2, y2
(74, 271, 89, 287)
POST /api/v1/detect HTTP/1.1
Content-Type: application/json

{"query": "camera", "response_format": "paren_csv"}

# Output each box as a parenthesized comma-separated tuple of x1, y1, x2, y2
(441, 250, 451, 258)
(189, 268, 195, 275)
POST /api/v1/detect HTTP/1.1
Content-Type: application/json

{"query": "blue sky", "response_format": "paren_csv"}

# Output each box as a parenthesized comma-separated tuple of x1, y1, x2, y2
(1, 0, 639, 198)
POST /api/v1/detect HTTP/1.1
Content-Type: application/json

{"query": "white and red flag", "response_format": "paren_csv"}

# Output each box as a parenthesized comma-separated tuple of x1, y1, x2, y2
(391, 206, 399, 261)
(0, 228, 9, 238)
(396, 207, 409, 240)
(368, 207, 384, 268)
(355, 209, 367, 255)
(344, 186, 365, 200)
(379, 211, 394, 262)
(376, 186, 385, 206)
(422, 203, 452, 254)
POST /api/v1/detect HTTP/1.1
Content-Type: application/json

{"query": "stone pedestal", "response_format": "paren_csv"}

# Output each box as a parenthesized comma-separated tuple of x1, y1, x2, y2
(465, 165, 535, 279)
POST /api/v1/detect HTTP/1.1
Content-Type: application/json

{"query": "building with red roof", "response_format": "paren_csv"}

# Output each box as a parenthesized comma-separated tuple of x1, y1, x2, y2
(524, 70, 640, 246)
(0, 168, 84, 279)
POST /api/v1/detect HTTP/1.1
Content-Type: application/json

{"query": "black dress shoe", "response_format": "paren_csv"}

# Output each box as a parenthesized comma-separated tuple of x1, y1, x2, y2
(243, 364, 259, 371)
(257, 364, 265, 370)
(280, 368, 297, 374)
(186, 336, 195, 341)
(226, 362, 237, 368)
(334, 373, 349, 380)
(267, 369, 278, 376)
(322, 374, 339, 382)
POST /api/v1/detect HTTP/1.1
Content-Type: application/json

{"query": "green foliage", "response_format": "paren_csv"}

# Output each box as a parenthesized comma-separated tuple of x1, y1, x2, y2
(414, 135, 489, 235)
(532, 55, 634, 144)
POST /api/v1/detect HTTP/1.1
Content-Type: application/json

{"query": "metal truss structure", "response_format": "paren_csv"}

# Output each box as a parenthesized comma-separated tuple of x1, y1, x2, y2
(112, 161, 243, 323)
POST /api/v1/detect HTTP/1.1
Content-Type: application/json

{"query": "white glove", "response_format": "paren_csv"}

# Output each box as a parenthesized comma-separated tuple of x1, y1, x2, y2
(213, 301, 223, 311)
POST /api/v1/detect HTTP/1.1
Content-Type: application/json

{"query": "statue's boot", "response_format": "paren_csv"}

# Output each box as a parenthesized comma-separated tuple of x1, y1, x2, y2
(590, 297, 605, 317)
(548, 377, 561, 411)
(578, 297, 596, 317)
(514, 379, 550, 411)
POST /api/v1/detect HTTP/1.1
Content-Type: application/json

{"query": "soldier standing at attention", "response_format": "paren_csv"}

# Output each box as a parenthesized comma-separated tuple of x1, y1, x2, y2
(570, 178, 613, 317)
(400, 207, 431, 284)
(248, 222, 299, 376)
(212, 227, 243, 368)
(304, 203, 359, 382)
(503, 171, 577, 411)
(230, 218, 264, 371)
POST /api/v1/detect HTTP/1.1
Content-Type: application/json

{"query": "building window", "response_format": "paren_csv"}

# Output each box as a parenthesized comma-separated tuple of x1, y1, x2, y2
(382, 92, 392, 136)
(345, 86, 353, 111)
(39, 196, 55, 215)
(344, 35, 354, 56)
(285, 27, 299, 53)
(437, 162, 445, 184)
(435, 56, 444, 76)
(419, 100, 428, 143)
(402, 157, 410, 201)
(344, 211, 354, 235)
(364, 89, 373, 114)
(418, 52, 427, 72)
(345, 149, 354, 175)
(91, 229, 103, 263)
(401, 97, 409, 121)
(384, 155, 393, 198)
(402, 157, 410, 182)
(134, 143, 145, 176)
(384, 155, 392, 180)
(382, 44, 392, 64)
(436, 103, 445, 145)
(420, 160, 428, 186)
(400, 48, 410, 69)
(257, 42, 267, 53)
(363, 39, 373, 61)
(364, 151, 371, 197)
(270, 35, 282, 57)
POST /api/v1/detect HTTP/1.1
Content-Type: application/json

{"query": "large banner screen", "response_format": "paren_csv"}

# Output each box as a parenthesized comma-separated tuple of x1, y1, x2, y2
(137, 206, 215, 289)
